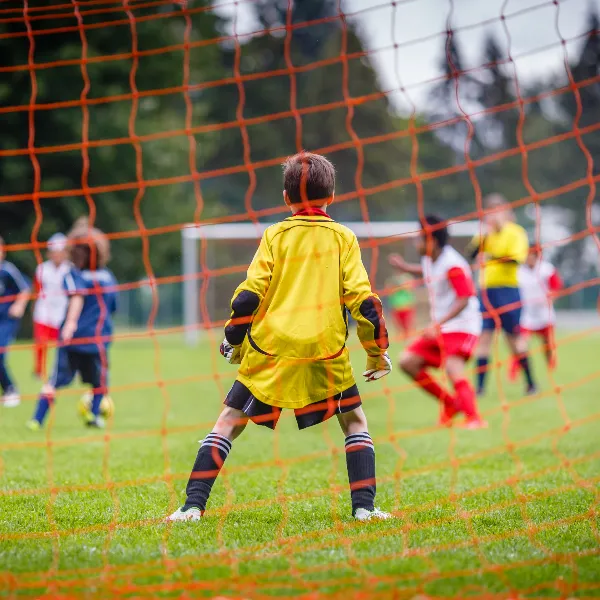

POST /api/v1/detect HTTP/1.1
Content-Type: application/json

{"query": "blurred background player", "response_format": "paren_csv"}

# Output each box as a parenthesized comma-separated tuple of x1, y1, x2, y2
(385, 270, 416, 339)
(390, 216, 485, 428)
(32, 233, 70, 379)
(168, 152, 392, 523)
(509, 245, 563, 380)
(469, 194, 536, 396)
(27, 221, 118, 430)
(0, 236, 31, 408)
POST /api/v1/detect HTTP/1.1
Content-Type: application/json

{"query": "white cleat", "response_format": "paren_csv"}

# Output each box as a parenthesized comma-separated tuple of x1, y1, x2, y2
(166, 506, 203, 522)
(354, 507, 392, 521)
(2, 393, 21, 408)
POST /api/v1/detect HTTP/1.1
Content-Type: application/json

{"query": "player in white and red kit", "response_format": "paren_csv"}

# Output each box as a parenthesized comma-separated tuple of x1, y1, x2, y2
(509, 245, 562, 380)
(390, 215, 485, 429)
(33, 233, 70, 378)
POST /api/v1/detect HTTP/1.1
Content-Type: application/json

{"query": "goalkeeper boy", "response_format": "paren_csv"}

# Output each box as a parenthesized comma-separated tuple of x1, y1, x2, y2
(168, 152, 392, 523)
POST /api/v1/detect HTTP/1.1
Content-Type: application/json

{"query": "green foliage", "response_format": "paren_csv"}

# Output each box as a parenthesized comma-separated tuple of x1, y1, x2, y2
(0, 0, 224, 280)
(1, 0, 598, 295)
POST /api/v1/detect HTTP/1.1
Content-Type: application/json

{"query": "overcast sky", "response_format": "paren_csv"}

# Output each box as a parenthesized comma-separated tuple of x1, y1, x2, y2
(214, 0, 600, 112)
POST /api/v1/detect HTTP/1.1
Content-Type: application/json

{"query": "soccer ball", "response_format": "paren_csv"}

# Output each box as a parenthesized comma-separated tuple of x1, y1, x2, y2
(77, 391, 115, 420)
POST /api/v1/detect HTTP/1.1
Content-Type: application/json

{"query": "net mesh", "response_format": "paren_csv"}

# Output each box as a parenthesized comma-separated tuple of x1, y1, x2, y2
(1, 0, 599, 598)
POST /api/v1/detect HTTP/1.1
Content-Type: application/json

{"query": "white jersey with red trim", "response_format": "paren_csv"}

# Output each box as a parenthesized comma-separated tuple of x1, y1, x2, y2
(33, 260, 71, 329)
(519, 260, 556, 330)
(421, 245, 482, 335)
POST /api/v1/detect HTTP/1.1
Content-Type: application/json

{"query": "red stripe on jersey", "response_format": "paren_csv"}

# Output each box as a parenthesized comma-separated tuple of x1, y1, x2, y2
(294, 208, 332, 218)
(447, 266, 475, 298)
(548, 271, 562, 291)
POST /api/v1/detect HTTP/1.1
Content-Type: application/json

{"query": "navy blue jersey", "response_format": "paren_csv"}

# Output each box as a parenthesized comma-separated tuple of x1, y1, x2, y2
(63, 268, 118, 353)
(0, 261, 30, 320)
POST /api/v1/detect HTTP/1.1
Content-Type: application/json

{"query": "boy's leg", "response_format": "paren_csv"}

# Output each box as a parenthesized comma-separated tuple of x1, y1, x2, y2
(182, 406, 248, 512)
(33, 322, 44, 378)
(0, 344, 19, 407)
(542, 327, 557, 370)
(29, 348, 73, 427)
(399, 349, 456, 413)
(445, 355, 486, 428)
(79, 351, 109, 425)
(476, 289, 498, 396)
(0, 351, 14, 395)
(506, 332, 536, 394)
(475, 329, 494, 395)
(337, 406, 382, 517)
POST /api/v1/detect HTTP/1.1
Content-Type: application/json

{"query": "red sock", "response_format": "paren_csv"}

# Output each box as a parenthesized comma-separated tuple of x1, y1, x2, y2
(509, 355, 520, 381)
(34, 344, 43, 376)
(415, 369, 455, 410)
(454, 378, 479, 419)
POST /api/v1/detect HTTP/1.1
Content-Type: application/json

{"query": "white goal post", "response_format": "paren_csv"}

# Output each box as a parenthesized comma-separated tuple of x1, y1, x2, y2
(181, 220, 480, 345)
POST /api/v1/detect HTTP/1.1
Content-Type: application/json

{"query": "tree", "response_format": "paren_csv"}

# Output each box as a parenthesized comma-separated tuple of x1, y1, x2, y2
(0, 1, 227, 282)
(201, 0, 427, 224)
(428, 32, 483, 154)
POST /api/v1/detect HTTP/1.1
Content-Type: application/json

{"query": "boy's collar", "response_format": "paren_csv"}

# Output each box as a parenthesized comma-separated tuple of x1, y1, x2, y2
(290, 207, 332, 219)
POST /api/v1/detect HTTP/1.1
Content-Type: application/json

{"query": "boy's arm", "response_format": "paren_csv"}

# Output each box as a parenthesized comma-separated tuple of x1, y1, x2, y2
(466, 233, 485, 260)
(548, 268, 563, 297)
(343, 237, 391, 381)
(62, 270, 84, 341)
(62, 295, 84, 342)
(425, 267, 473, 338)
(6, 264, 30, 319)
(388, 253, 423, 277)
(223, 233, 274, 350)
(108, 272, 118, 314)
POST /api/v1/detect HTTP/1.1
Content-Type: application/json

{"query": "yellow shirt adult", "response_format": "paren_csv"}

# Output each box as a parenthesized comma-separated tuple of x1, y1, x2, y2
(224, 214, 389, 409)
(472, 221, 529, 288)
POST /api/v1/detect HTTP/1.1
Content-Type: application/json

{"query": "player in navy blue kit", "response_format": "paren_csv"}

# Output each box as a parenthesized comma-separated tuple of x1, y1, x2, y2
(27, 221, 117, 430)
(0, 236, 31, 407)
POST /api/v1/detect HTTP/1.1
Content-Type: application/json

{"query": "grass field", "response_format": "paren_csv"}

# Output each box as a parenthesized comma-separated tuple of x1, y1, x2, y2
(0, 329, 599, 599)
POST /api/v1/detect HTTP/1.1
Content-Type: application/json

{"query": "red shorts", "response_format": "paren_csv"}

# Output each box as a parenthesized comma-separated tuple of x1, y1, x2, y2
(407, 332, 478, 369)
(33, 322, 60, 343)
(392, 307, 414, 331)
(521, 325, 554, 338)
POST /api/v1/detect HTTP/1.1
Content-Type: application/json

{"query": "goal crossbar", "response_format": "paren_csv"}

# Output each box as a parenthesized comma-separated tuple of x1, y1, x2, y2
(181, 220, 480, 344)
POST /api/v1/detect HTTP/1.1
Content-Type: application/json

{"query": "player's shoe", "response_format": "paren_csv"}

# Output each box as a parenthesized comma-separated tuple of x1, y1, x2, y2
(526, 385, 538, 396)
(354, 507, 392, 521)
(438, 402, 459, 427)
(459, 416, 488, 430)
(2, 393, 21, 408)
(166, 506, 203, 522)
(25, 419, 41, 431)
(85, 416, 105, 429)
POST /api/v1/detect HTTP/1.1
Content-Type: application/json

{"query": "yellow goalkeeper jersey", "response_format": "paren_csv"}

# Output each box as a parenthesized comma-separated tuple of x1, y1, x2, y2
(472, 222, 529, 288)
(224, 214, 389, 409)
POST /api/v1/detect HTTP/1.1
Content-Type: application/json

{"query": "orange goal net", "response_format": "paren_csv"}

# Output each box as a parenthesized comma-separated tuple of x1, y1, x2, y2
(0, 1, 599, 599)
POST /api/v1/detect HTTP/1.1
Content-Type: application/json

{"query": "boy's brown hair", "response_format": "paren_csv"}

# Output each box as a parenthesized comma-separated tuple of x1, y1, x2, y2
(283, 152, 335, 205)
(68, 217, 110, 269)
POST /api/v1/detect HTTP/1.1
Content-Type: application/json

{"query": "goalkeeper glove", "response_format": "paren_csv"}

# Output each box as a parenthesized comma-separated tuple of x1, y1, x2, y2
(220, 339, 242, 364)
(363, 352, 392, 382)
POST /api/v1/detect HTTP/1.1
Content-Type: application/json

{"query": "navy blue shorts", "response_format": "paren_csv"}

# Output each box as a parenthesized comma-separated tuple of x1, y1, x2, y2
(0, 318, 19, 354)
(480, 287, 521, 334)
(50, 348, 108, 391)
(224, 381, 362, 430)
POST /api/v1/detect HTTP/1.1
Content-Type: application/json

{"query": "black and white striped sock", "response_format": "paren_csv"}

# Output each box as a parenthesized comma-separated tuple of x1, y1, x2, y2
(184, 432, 232, 511)
(344, 432, 376, 514)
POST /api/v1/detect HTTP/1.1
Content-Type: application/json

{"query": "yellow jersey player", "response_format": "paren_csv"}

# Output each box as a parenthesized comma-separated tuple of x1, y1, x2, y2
(168, 152, 392, 523)
(469, 194, 536, 396)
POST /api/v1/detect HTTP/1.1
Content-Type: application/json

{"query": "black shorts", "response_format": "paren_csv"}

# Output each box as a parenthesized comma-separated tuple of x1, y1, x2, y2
(51, 348, 108, 392)
(224, 381, 362, 430)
